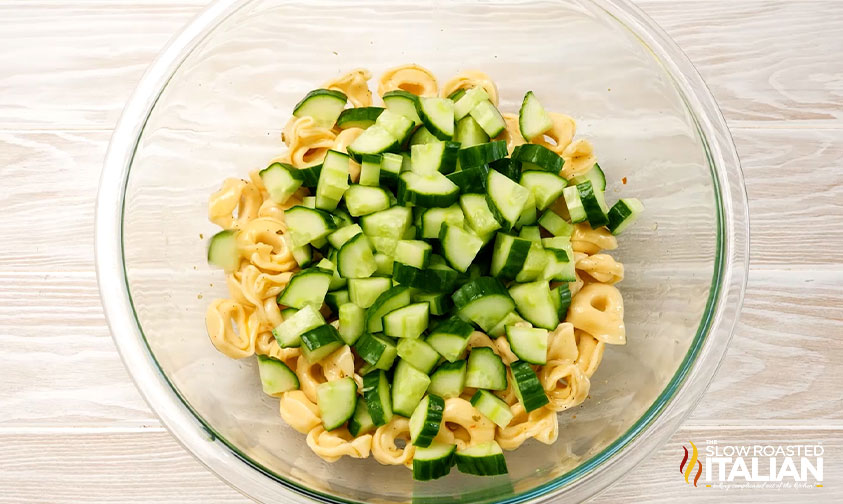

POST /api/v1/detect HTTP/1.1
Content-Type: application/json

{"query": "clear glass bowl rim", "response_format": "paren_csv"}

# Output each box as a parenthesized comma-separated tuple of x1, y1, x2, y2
(95, 0, 750, 502)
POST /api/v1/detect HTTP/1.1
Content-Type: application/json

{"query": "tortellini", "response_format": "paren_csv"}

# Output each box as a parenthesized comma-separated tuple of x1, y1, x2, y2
(572, 222, 618, 254)
(496, 403, 559, 450)
(307, 426, 372, 463)
(282, 116, 336, 168)
(532, 112, 576, 155)
(324, 68, 373, 107)
(372, 417, 415, 467)
(279, 390, 321, 434)
(561, 139, 598, 179)
(208, 178, 262, 230)
(540, 360, 590, 412)
(377, 64, 438, 97)
(576, 253, 624, 284)
(441, 70, 499, 105)
(499, 113, 527, 153)
(433, 398, 496, 450)
(205, 299, 258, 359)
(567, 283, 626, 345)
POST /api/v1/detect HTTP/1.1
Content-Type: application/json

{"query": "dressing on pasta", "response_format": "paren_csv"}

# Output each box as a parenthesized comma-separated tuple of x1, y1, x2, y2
(203, 66, 642, 478)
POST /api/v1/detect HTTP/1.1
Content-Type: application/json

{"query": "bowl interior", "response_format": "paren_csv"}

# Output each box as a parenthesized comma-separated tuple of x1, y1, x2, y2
(121, 0, 720, 502)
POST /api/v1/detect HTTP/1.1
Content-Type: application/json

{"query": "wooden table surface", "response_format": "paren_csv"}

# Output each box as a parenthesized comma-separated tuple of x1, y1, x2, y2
(1, 1, 841, 502)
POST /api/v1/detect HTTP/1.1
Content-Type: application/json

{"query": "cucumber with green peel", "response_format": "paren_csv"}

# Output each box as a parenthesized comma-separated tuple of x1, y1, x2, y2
(207, 230, 240, 272)
(293, 88, 347, 127)
(257, 355, 300, 396)
(336, 106, 384, 129)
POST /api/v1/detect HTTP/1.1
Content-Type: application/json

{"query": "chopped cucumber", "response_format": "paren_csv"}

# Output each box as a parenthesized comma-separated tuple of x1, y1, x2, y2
(383, 302, 429, 339)
(511, 144, 563, 174)
(392, 359, 432, 417)
(417, 97, 455, 140)
(518, 91, 553, 140)
(257, 355, 300, 396)
(510, 360, 549, 412)
(207, 230, 239, 272)
(316, 377, 357, 430)
(428, 359, 466, 398)
(508, 280, 559, 330)
(397, 338, 440, 374)
(452, 277, 515, 332)
(338, 303, 365, 345)
(276, 267, 332, 309)
(413, 441, 456, 481)
(470, 390, 513, 428)
(409, 394, 445, 447)
(272, 304, 325, 348)
(348, 396, 376, 436)
(336, 106, 384, 129)
(293, 88, 347, 127)
(259, 162, 302, 205)
(505, 326, 548, 364)
(608, 198, 644, 235)
(362, 370, 393, 425)
(455, 441, 508, 476)
(427, 316, 474, 362)
(300, 324, 343, 363)
(348, 277, 393, 308)
(465, 347, 507, 390)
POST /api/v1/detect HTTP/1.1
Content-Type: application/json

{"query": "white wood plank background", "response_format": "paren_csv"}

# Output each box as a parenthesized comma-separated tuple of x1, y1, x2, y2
(1, 0, 842, 502)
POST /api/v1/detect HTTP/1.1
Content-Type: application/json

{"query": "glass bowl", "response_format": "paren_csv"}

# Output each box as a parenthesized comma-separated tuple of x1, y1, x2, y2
(95, 0, 749, 502)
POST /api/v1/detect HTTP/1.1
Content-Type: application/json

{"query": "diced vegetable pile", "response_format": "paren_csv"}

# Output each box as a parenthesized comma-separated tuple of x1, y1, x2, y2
(208, 84, 643, 480)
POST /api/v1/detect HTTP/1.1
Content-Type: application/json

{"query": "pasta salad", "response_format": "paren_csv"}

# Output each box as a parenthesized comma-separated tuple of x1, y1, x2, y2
(205, 64, 643, 481)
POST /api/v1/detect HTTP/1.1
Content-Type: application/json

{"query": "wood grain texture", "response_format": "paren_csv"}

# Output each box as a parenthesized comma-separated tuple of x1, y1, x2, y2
(639, 0, 843, 126)
(0, 0, 841, 502)
(0, 428, 838, 504)
(0, 1, 841, 129)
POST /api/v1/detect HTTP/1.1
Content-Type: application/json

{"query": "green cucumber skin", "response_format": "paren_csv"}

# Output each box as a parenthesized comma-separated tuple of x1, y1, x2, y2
(411, 394, 445, 447)
(510, 360, 549, 412)
(455, 450, 508, 476)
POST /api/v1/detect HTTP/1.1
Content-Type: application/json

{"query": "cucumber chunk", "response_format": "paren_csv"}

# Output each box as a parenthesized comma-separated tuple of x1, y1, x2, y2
(518, 91, 553, 141)
(511, 144, 563, 174)
(410, 394, 445, 447)
(608, 198, 644, 235)
(316, 377, 357, 430)
(259, 162, 303, 205)
(428, 359, 467, 398)
(383, 302, 429, 340)
(300, 324, 343, 363)
(336, 106, 384, 129)
(293, 88, 347, 127)
(276, 267, 333, 309)
(470, 391, 514, 429)
(452, 277, 515, 332)
(207, 230, 239, 272)
(505, 326, 549, 364)
(392, 359, 432, 417)
(413, 441, 456, 481)
(417, 97, 455, 140)
(362, 370, 393, 425)
(465, 347, 507, 390)
(510, 360, 549, 412)
(348, 396, 376, 436)
(455, 441, 508, 476)
(272, 304, 325, 348)
(257, 355, 300, 396)
(508, 280, 559, 330)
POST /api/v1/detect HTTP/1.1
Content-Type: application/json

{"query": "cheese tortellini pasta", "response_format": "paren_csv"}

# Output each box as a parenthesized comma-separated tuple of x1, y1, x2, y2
(204, 67, 634, 470)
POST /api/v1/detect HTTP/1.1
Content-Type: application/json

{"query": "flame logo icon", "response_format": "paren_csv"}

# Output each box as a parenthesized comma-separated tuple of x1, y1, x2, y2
(679, 441, 703, 487)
